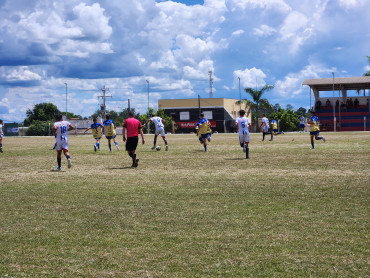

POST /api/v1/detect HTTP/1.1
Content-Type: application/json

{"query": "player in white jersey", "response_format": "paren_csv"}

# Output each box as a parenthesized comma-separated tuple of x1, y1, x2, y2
(0, 119, 3, 153)
(53, 115, 75, 170)
(145, 115, 168, 151)
(235, 110, 251, 159)
(260, 113, 272, 141)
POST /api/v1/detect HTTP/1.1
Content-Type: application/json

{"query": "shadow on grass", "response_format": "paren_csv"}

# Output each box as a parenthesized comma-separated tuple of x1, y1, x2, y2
(109, 166, 135, 170)
(225, 157, 248, 160)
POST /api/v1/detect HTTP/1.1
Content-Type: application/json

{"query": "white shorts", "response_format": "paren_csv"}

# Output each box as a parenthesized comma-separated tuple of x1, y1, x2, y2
(155, 127, 165, 137)
(55, 139, 69, 151)
(0, 134, 3, 139)
(262, 126, 269, 133)
(239, 133, 250, 143)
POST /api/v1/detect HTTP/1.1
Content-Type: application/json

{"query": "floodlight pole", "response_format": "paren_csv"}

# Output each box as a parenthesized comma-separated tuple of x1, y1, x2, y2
(332, 72, 336, 132)
(64, 83, 68, 119)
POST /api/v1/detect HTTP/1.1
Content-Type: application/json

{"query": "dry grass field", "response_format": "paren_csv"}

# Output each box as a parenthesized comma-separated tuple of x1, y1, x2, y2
(0, 132, 369, 277)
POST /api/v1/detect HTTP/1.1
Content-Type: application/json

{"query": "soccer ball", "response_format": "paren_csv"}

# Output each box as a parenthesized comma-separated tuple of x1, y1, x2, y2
(156, 146, 161, 151)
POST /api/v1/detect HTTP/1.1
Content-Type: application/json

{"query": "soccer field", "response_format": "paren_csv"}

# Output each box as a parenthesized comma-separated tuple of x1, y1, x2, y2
(0, 132, 369, 277)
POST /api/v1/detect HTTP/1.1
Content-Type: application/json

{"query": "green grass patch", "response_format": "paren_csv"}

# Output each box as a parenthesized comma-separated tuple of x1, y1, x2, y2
(0, 132, 369, 277)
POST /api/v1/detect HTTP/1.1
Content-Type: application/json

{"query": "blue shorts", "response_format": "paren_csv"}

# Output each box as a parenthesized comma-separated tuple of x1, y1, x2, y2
(273, 129, 278, 133)
(94, 137, 101, 140)
(310, 131, 320, 136)
(106, 135, 116, 139)
(199, 133, 211, 142)
(300, 124, 305, 129)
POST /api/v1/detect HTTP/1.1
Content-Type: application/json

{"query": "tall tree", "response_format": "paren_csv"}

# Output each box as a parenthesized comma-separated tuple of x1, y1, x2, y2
(24, 103, 61, 126)
(364, 56, 370, 76)
(236, 85, 274, 132)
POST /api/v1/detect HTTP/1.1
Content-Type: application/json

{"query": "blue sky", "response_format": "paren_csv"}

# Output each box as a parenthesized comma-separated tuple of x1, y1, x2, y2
(0, 0, 369, 122)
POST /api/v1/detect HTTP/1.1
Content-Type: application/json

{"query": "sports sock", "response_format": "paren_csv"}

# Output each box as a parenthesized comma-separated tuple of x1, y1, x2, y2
(95, 142, 99, 147)
(109, 143, 112, 151)
(311, 141, 314, 148)
(204, 145, 207, 151)
(164, 139, 168, 145)
(154, 137, 157, 146)
(115, 141, 118, 146)
(57, 157, 61, 168)
(0, 143, 2, 148)
(317, 137, 323, 140)
(66, 155, 70, 160)
(263, 133, 265, 141)
(246, 148, 249, 159)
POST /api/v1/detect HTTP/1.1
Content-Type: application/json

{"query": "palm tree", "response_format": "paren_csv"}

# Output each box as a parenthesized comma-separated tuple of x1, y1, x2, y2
(364, 56, 370, 76)
(236, 84, 274, 132)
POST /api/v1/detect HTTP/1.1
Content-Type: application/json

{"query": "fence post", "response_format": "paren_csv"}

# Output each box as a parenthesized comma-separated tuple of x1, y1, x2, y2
(364, 116, 366, 132)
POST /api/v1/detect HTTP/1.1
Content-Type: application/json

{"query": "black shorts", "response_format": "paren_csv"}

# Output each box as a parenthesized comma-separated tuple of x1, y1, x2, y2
(126, 136, 138, 151)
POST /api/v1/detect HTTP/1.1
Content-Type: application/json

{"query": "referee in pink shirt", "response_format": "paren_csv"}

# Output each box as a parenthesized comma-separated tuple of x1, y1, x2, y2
(123, 111, 145, 168)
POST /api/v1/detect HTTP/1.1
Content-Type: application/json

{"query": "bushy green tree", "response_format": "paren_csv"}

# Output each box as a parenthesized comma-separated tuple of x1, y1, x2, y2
(24, 103, 61, 126)
(25, 121, 54, 136)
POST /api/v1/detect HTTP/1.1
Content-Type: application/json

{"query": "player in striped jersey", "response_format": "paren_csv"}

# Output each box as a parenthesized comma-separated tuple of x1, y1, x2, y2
(53, 114, 75, 170)
(84, 118, 103, 152)
(235, 110, 251, 159)
(308, 111, 326, 149)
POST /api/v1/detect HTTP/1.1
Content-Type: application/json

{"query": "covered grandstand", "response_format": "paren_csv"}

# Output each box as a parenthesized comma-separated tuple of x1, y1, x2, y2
(302, 76, 370, 131)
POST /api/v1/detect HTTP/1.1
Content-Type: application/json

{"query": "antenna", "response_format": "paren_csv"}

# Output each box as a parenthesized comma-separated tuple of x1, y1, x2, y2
(209, 70, 213, 98)
(98, 85, 112, 121)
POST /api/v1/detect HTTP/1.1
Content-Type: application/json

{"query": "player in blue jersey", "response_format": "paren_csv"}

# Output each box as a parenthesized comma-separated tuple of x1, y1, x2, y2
(269, 117, 284, 141)
(103, 114, 119, 153)
(84, 118, 103, 152)
(195, 113, 212, 152)
(0, 119, 3, 153)
(308, 111, 326, 149)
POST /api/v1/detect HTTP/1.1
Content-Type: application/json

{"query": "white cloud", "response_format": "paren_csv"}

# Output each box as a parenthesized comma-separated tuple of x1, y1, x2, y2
(2, 66, 42, 82)
(233, 68, 267, 89)
(232, 29, 245, 37)
(275, 63, 334, 98)
(253, 25, 276, 37)
(228, 0, 291, 13)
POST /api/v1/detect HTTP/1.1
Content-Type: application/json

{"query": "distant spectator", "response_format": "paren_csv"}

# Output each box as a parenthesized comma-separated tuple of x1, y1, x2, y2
(326, 99, 331, 107)
(367, 98, 369, 106)
(315, 100, 322, 110)
(354, 98, 359, 107)
(340, 102, 346, 111)
(346, 98, 351, 108)
(336, 99, 339, 107)
(349, 98, 354, 108)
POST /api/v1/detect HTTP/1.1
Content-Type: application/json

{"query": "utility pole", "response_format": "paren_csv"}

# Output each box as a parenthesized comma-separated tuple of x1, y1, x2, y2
(98, 85, 112, 121)
(209, 70, 213, 98)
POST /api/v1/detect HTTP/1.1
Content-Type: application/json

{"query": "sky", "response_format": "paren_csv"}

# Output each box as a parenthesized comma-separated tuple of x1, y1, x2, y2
(0, 0, 369, 122)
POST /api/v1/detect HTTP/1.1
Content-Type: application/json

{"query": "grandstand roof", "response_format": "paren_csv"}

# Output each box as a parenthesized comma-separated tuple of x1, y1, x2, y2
(302, 76, 370, 91)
